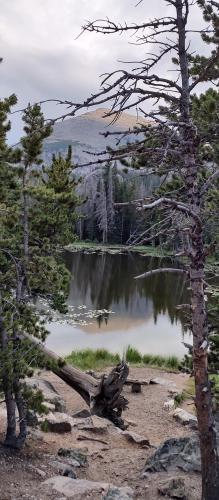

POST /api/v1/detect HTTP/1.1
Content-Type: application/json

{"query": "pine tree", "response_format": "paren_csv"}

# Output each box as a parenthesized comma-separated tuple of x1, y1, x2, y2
(95, 175, 108, 243)
(0, 101, 78, 448)
(30, 145, 79, 248)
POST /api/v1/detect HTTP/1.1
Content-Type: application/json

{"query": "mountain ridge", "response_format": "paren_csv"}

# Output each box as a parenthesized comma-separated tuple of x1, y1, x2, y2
(43, 108, 151, 166)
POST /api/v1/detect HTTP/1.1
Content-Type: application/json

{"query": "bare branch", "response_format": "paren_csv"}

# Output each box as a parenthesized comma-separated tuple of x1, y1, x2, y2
(115, 197, 202, 225)
(134, 268, 187, 280)
(81, 17, 176, 36)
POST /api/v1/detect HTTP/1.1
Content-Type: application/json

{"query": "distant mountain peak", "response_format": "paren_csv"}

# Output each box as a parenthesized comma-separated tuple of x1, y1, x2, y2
(43, 108, 152, 166)
(75, 107, 151, 129)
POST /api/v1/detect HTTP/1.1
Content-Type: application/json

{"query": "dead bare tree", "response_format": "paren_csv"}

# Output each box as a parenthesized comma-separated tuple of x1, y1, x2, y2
(49, 1, 219, 497)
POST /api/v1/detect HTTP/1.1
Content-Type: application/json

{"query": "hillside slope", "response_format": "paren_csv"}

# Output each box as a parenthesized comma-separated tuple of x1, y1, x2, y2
(43, 108, 150, 166)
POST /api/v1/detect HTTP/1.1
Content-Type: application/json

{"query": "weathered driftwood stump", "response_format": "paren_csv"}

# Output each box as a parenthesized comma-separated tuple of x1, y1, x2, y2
(25, 334, 129, 429)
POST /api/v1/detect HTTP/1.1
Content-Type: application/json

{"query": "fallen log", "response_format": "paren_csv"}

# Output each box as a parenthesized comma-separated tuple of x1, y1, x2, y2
(23, 334, 129, 429)
(86, 371, 149, 386)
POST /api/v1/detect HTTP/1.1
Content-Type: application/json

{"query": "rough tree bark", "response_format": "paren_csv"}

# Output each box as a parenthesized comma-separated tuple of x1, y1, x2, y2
(176, 1, 219, 497)
(0, 310, 17, 448)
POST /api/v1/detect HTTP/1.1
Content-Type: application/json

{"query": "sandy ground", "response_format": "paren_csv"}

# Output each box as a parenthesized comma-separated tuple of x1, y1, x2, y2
(0, 367, 201, 499)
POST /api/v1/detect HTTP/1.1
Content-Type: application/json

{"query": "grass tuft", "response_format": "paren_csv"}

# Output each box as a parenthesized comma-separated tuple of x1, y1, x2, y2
(125, 345, 142, 363)
(142, 353, 179, 370)
(65, 348, 120, 371)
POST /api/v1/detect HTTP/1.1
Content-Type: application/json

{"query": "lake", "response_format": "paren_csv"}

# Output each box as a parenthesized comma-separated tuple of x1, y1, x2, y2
(46, 250, 191, 358)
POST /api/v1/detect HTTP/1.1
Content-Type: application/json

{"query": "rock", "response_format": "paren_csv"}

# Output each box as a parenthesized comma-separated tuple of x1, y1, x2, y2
(28, 428, 44, 441)
(42, 476, 107, 498)
(25, 377, 66, 413)
(42, 477, 134, 499)
(63, 468, 77, 479)
(150, 378, 177, 390)
(28, 465, 46, 478)
(158, 477, 188, 499)
(41, 413, 72, 433)
(77, 415, 109, 434)
(124, 419, 137, 428)
(103, 486, 134, 499)
(140, 472, 150, 480)
(173, 408, 197, 428)
(33, 467, 47, 478)
(58, 448, 88, 467)
(40, 412, 88, 433)
(144, 436, 201, 473)
(49, 459, 81, 471)
(43, 401, 56, 412)
(72, 409, 91, 419)
(164, 399, 175, 410)
(121, 430, 150, 447)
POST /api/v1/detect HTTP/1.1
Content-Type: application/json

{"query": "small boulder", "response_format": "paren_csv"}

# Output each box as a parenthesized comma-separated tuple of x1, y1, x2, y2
(42, 401, 56, 412)
(72, 409, 91, 419)
(42, 477, 108, 498)
(42, 477, 134, 499)
(77, 415, 109, 434)
(58, 448, 88, 467)
(144, 436, 201, 473)
(150, 378, 177, 390)
(164, 399, 175, 410)
(28, 428, 44, 441)
(103, 486, 134, 499)
(63, 467, 77, 479)
(124, 418, 137, 428)
(121, 430, 150, 447)
(173, 408, 197, 428)
(49, 459, 81, 471)
(25, 377, 66, 413)
(158, 477, 188, 499)
(41, 413, 72, 433)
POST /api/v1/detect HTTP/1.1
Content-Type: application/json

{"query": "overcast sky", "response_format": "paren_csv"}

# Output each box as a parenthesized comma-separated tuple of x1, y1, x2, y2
(0, 0, 208, 142)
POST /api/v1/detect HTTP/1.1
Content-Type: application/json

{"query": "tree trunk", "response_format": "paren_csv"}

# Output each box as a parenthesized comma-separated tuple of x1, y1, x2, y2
(3, 387, 17, 448)
(176, 1, 219, 496)
(24, 334, 129, 428)
(14, 382, 27, 449)
(0, 311, 17, 447)
(21, 165, 29, 298)
(190, 234, 219, 499)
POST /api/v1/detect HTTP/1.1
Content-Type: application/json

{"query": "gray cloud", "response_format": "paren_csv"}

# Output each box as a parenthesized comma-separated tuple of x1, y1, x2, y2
(0, 0, 209, 142)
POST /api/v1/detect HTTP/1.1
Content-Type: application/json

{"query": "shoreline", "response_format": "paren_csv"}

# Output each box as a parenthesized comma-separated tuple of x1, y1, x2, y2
(65, 241, 172, 258)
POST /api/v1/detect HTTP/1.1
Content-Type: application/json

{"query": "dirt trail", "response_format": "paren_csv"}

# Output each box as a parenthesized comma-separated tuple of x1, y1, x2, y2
(0, 367, 201, 499)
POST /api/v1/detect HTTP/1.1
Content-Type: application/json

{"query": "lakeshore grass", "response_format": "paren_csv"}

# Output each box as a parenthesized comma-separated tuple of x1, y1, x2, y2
(65, 346, 181, 371)
(65, 241, 171, 258)
(65, 348, 120, 371)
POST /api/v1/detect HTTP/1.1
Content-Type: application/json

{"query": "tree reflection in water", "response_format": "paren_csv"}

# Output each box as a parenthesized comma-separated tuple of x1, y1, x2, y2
(64, 250, 189, 333)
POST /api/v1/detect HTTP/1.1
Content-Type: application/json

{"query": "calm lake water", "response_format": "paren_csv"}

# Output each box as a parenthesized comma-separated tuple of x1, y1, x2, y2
(46, 250, 191, 358)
